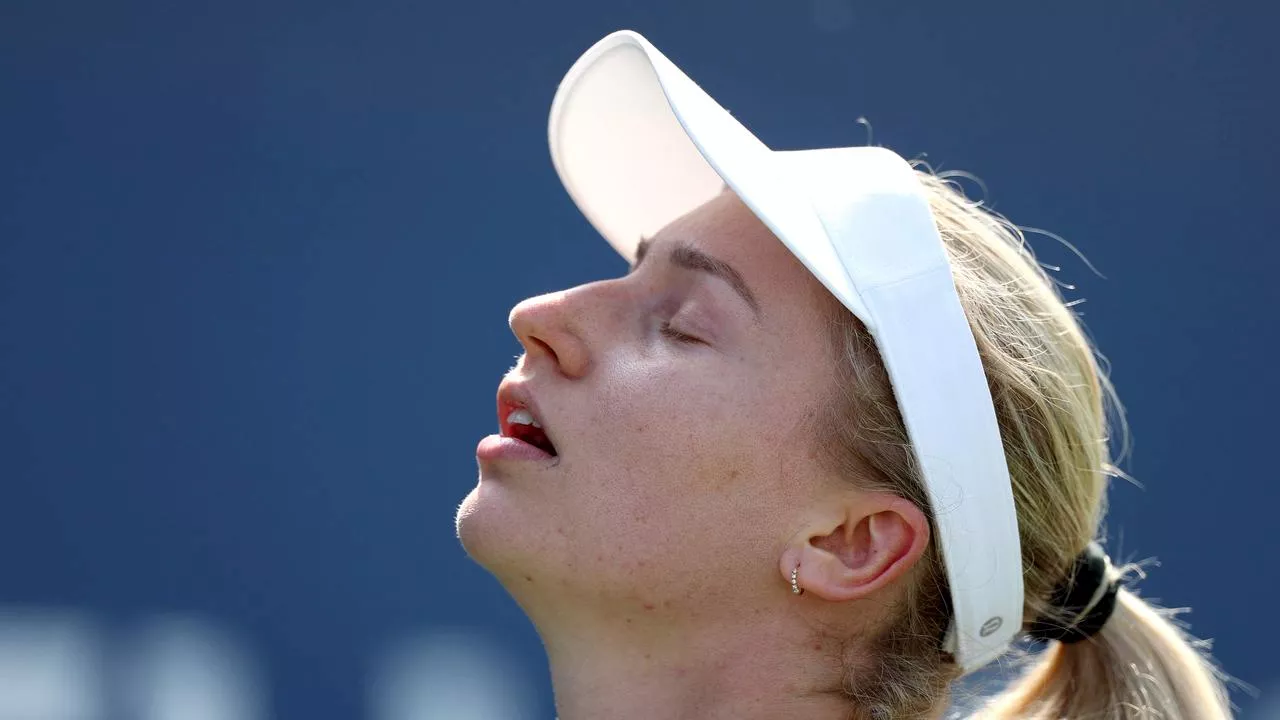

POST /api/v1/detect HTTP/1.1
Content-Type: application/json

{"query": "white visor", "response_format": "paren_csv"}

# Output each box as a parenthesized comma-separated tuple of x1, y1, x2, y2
(547, 30, 1023, 674)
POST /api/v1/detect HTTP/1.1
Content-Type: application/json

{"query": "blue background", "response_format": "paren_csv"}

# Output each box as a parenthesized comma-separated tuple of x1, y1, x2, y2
(3, 1, 1277, 717)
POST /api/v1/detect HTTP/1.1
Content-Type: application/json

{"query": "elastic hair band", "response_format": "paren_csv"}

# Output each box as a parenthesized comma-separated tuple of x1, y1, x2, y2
(1026, 541, 1120, 644)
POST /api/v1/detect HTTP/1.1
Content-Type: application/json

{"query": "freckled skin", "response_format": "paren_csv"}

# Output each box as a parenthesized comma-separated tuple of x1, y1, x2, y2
(455, 191, 873, 719)
(458, 190, 840, 621)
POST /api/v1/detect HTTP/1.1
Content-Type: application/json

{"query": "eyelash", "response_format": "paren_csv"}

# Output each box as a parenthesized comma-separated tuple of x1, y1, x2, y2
(659, 320, 704, 345)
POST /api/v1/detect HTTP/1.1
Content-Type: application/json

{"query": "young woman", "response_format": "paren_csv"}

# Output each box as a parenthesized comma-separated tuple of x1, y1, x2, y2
(458, 31, 1231, 719)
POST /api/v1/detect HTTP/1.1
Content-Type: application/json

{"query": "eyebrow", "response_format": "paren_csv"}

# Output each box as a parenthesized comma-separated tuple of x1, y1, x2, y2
(633, 236, 762, 319)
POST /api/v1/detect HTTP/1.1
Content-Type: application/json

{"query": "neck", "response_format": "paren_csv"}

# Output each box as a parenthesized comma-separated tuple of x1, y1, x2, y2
(537, 607, 854, 720)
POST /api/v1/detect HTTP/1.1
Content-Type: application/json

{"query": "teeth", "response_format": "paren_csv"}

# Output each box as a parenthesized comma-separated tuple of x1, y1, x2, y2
(506, 408, 543, 429)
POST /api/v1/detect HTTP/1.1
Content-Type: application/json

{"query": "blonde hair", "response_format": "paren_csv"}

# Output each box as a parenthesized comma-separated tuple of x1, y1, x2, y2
(814, 165, 1233, 719)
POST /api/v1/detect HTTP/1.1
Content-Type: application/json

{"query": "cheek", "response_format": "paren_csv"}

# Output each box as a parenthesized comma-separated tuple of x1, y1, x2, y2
(597, 358, 741, 449)
(554, 351, 830, 597)
(578, 357, 796, 513)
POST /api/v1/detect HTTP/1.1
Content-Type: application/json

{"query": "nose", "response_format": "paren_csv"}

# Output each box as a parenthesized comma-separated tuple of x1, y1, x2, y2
(508, 289, 592, 378)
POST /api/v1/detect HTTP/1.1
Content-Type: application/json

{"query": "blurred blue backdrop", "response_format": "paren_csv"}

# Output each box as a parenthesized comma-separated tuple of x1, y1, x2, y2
(3, 1, 1278, 718)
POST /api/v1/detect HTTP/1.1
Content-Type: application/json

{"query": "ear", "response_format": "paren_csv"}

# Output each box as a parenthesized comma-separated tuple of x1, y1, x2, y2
(780, 494, 930, 603)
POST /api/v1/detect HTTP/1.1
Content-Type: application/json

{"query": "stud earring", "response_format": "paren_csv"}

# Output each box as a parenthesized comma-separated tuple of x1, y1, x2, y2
(791, 564, 803, 595)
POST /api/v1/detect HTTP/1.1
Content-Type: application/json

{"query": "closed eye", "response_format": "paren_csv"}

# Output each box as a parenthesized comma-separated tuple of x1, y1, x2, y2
(659, 320, 704, 345)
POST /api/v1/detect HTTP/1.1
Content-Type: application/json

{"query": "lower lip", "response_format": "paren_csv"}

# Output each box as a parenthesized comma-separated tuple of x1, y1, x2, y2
(476, 434, 558, 464)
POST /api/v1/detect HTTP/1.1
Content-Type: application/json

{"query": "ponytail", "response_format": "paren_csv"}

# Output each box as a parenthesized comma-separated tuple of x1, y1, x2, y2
(982, 582, 1232, 719)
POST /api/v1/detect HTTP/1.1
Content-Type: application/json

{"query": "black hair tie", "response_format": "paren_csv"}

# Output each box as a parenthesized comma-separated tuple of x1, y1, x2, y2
(1026, 541, 1120, 644)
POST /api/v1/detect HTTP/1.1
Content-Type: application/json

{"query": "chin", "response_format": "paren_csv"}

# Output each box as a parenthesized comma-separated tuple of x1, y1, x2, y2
(455, 482, 549, 585)
(455, 485, 499, 564)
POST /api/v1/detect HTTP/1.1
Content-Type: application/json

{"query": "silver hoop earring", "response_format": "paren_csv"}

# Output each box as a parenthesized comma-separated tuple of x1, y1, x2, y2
(791, 564, 803, 595)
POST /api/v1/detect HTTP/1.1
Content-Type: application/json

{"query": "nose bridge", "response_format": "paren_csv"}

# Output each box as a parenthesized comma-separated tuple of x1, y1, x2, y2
(510, 277, 623, 332)
(508, 287, 566, 332)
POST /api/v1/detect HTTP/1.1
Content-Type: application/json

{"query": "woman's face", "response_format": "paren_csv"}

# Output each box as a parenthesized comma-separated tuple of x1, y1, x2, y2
(458, 189, 846, 621)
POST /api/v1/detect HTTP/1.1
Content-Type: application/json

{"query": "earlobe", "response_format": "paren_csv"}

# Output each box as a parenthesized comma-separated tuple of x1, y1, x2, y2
(781, 495, 930, 603)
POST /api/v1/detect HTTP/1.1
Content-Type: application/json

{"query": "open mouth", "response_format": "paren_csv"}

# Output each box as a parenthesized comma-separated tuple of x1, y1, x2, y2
(503, 407, 558, 457)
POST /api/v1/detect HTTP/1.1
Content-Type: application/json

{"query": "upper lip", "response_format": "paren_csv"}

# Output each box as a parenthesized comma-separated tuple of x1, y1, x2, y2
(496, 379, 555, 448)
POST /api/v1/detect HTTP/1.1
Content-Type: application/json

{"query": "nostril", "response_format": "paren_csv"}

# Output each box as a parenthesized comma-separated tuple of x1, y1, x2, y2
(517, 334, 565, 373)
(529, 335, 557, 362)
(509, 299, 590, 378)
